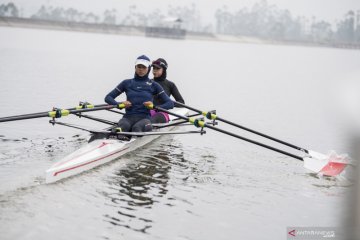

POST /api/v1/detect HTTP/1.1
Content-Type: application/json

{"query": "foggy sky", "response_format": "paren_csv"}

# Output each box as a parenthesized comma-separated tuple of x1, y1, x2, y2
(2, 0, 360, 24)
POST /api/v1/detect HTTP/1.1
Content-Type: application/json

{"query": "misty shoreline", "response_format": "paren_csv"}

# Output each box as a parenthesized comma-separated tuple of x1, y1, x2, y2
(1, 16, 359, 50)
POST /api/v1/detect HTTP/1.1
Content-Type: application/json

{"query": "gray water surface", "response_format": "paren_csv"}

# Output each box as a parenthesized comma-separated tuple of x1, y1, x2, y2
(0, 26, 358, 240)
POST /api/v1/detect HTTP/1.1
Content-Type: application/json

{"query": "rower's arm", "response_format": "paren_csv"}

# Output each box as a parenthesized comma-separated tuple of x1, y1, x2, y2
(153, 83, 174, 110)
(170, 82, 185, 105)
(105, 82, 125, 105)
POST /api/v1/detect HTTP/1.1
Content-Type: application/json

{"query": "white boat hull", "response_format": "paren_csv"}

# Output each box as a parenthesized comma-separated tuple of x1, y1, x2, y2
(45, 108, 189, 183)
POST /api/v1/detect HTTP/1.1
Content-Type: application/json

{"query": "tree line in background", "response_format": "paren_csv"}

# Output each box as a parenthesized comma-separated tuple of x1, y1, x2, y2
(214, 1, 360, 45)
(1, 1, 359, 45)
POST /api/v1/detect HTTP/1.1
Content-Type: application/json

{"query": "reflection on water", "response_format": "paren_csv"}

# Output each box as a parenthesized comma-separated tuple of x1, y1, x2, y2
(99, 137, 219, 235)
(101, 140, 185, 233)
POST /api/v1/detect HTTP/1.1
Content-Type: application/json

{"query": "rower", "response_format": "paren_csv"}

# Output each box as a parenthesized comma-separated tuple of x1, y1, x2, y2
(150, 58, 185, 124)
(104, 55, 174, 140)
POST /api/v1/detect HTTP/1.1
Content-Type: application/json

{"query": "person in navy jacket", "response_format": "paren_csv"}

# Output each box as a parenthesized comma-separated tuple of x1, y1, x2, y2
(105, 55, 174, 138)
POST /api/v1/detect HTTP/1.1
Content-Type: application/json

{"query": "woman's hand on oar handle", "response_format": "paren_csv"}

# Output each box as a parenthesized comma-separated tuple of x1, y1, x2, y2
(119, 101, 131, 109)
(143, 101, 154, 110)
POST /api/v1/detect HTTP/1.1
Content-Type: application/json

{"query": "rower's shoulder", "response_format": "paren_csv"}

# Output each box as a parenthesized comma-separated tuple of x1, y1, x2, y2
(118, 78, 133, 83)
(151, 80, 162, 88)
(163, 78, 173, 83)
(123, 78, 133, 83)
(165, 79, 177, 88)
(118, 78, 133, 87)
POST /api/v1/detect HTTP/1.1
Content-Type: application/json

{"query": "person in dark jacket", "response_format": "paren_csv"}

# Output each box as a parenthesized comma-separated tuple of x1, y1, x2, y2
(150, 58, 185, 123)
(105, 55, 174, 139)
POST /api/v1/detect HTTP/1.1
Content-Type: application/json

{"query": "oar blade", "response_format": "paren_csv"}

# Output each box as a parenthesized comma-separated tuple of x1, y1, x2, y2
(304, 150, 350, 177)
(303, 150, 329, 172)
(319, 162, 347, 177)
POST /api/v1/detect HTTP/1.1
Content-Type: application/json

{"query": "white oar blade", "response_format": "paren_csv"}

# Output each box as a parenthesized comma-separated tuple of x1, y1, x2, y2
(303, 150, 349, 177)
(303, 150, 329, 172)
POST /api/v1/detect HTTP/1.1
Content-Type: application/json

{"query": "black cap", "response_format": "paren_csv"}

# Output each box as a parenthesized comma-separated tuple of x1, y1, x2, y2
(152, 58, 168, 69)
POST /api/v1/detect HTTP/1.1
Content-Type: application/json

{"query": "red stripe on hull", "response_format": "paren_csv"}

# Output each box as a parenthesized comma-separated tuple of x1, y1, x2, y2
(53, 142, 112, 167)
(53, 147, 129, 177)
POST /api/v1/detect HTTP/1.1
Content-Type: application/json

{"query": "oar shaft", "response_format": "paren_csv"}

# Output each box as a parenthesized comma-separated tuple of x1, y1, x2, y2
(174, 101, 308, 154)
(172, 112, 201, 121)
(216, 116, 308, 153)
(0, 112, 49, 122)
(205, 124, 303, 161)
(156, 106, 303, 161)
(154, 113, 202, 129)
(153, 119, 187, 129)
(0, 104, 116, 123)
(106, 109, 125, 115)
(49, 120, 93, 132)
(73, 113, 116, 125)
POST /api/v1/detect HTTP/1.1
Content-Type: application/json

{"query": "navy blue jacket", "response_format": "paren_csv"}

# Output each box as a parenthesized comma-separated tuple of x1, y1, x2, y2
(105, 76, 174, 117)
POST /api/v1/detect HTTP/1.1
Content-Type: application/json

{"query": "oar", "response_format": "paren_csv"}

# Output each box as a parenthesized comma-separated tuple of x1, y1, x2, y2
(174, 101, 309, 152)
(153, 112, 203, 129)
(153, 121, 193, 129)
(0, 103, 124, 123)
(155, 106, 348, 177)
(173, 101, 349, 176)
(73, 113, 117, 125)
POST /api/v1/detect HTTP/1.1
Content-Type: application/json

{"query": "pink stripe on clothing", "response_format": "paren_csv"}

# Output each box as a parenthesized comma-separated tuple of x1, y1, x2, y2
(150, 110, 170, 122)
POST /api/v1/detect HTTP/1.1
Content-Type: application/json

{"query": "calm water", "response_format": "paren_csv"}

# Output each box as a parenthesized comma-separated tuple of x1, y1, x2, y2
(0, 26, 358, 240)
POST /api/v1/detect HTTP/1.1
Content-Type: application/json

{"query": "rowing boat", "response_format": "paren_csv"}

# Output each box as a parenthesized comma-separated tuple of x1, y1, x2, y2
(45, 107, 189, 183)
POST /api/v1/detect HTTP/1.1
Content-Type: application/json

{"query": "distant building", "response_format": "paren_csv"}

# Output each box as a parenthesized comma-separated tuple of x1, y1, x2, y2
(145, 17, 186, 39)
